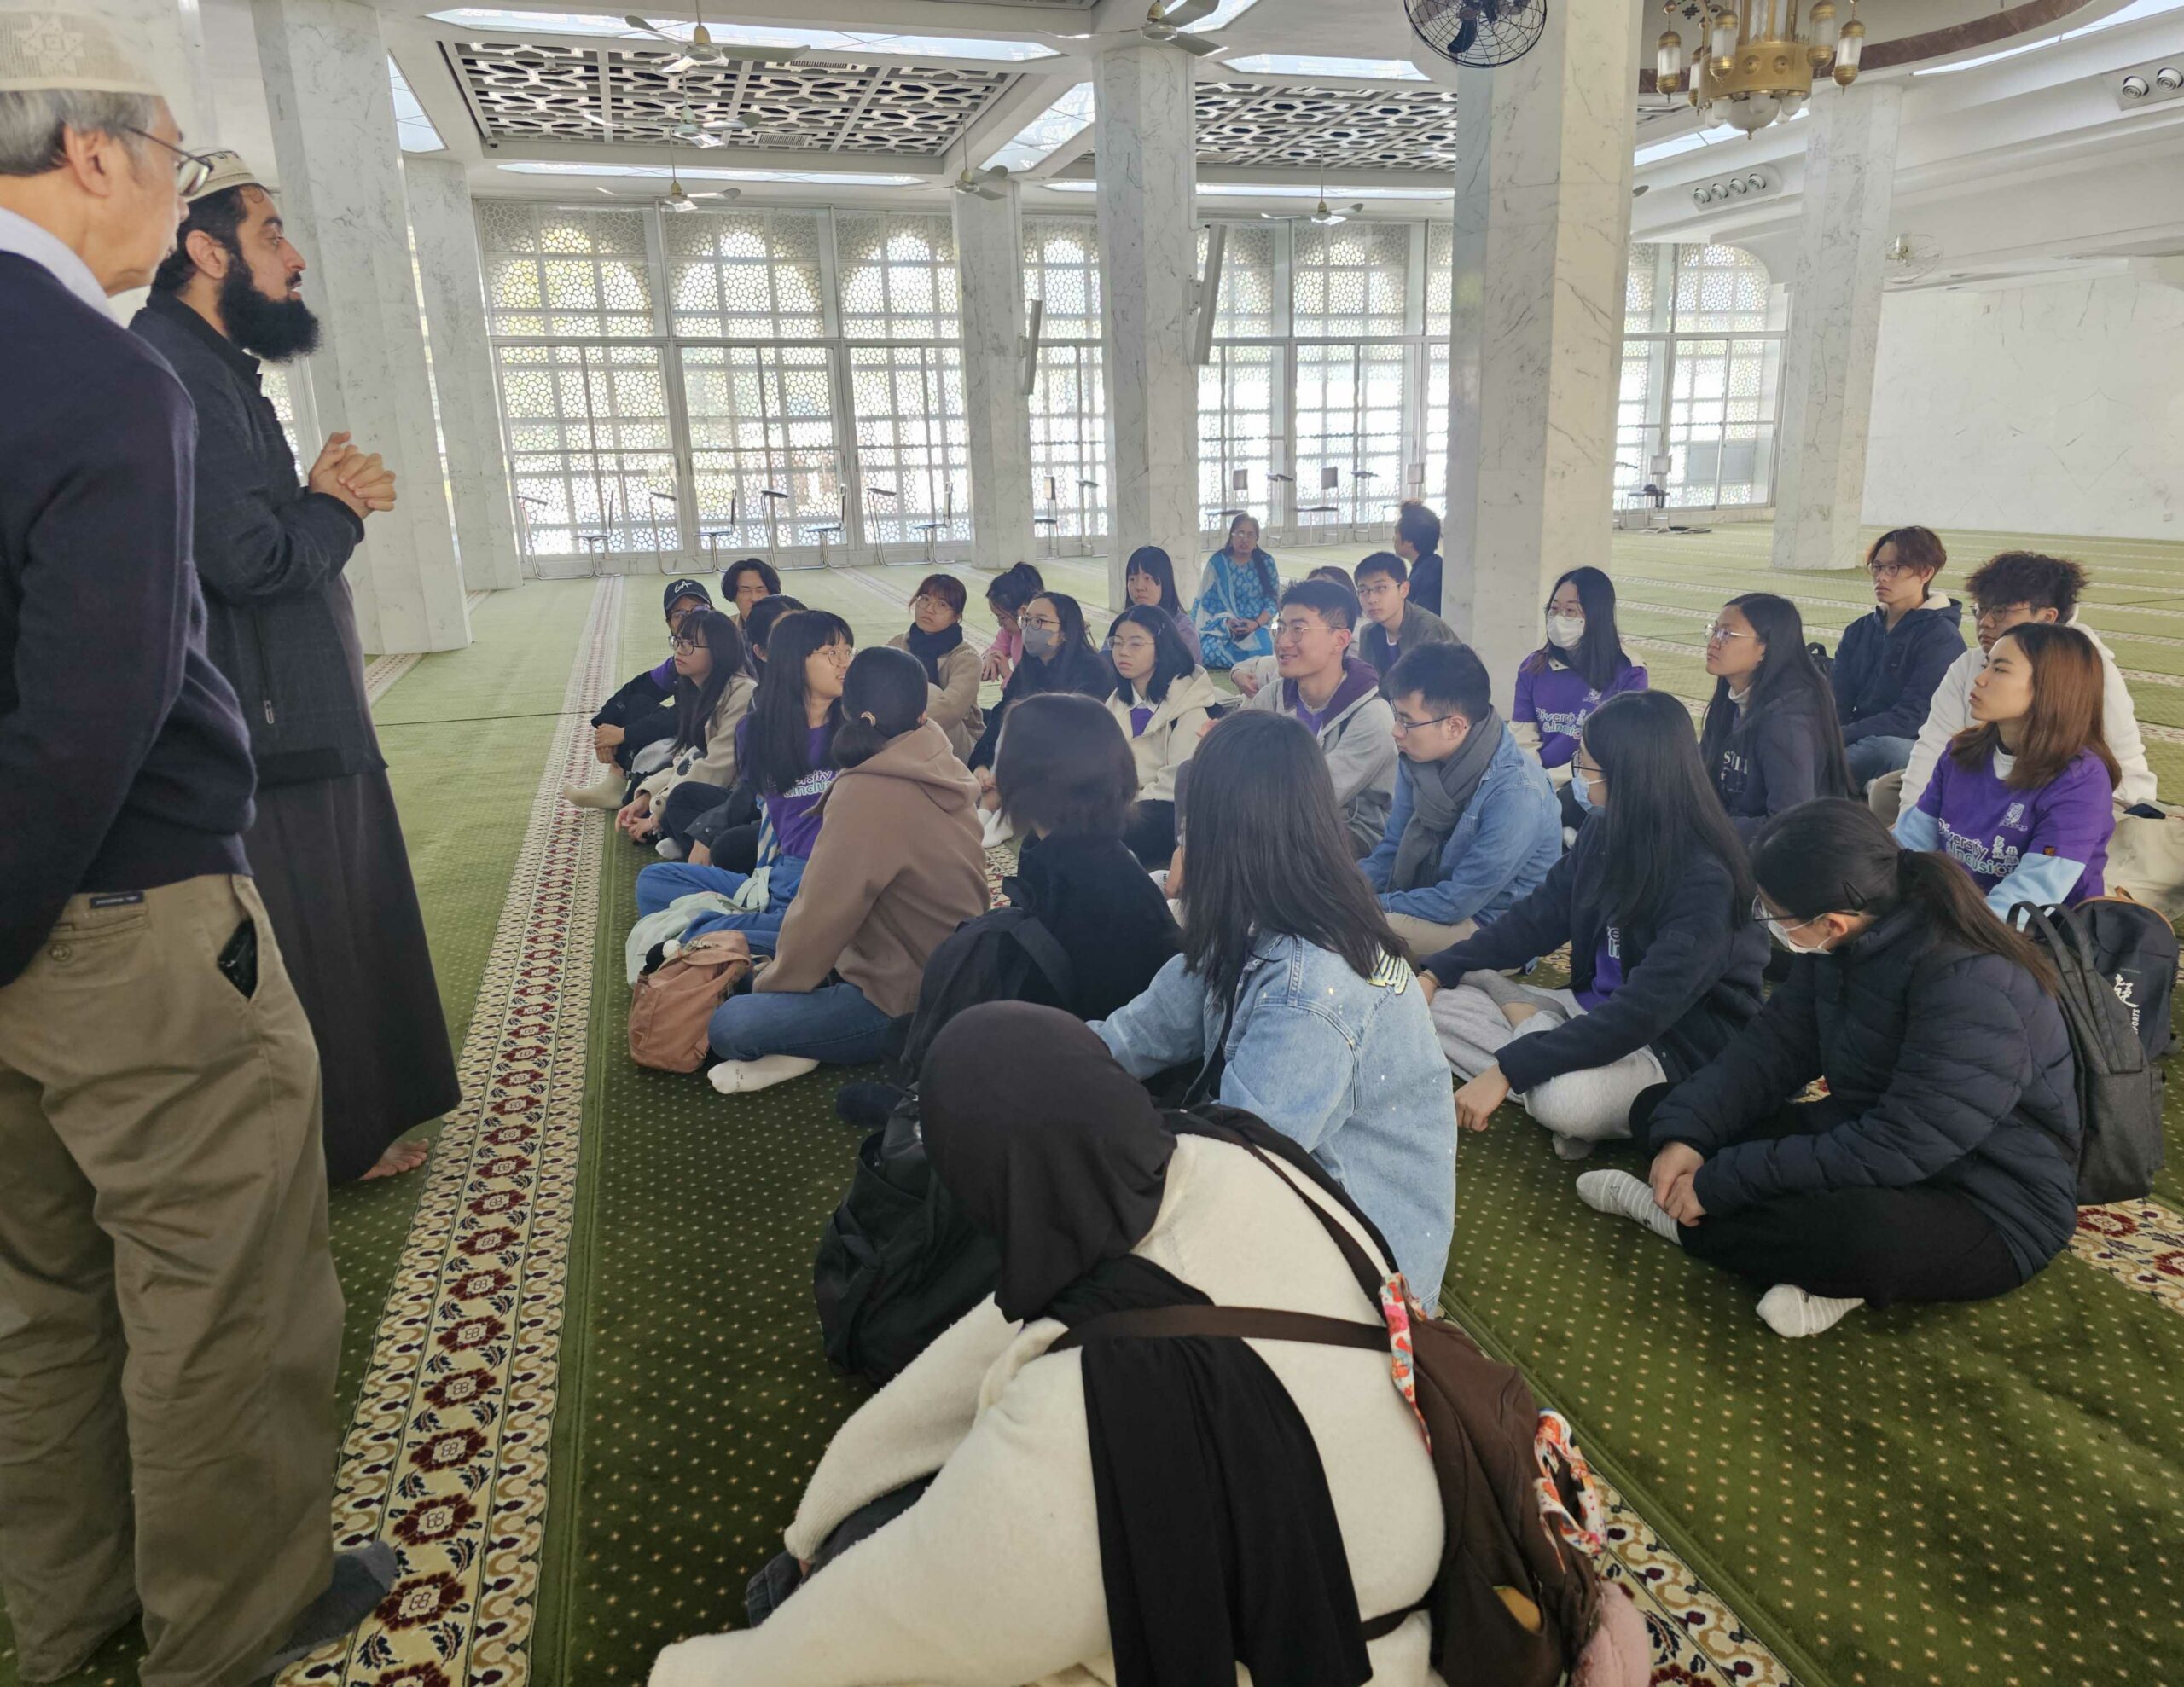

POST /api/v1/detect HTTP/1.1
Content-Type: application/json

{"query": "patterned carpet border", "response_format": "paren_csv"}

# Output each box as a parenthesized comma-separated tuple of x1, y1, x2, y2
(2071, 1200, 2184, 1315)
(292, 576, 622, 1687)
(363, 652, 422, 704)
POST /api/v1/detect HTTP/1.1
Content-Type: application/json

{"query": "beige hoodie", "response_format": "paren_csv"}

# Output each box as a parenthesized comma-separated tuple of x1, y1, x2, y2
(636, 671, 758, 810)
(757, 719, 988, 1016)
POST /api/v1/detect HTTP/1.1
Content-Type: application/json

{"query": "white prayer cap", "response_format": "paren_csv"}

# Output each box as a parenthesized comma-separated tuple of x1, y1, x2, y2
(0, 9, 161, 97)
(188, 148, 264, 203)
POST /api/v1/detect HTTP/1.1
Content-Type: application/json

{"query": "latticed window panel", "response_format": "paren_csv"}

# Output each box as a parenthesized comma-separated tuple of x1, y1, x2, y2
(477, 202, 656, 339)
(1022, 217, 1101, 343)
(849, 345, 972, 545)
(835, 212, 961, 340)
(1199, 223, 1276, 338)
(1196, 345, 1279, 524)
(261, 366, 302, 465)
(1662, 336, 1780, 507)
(665, 208, 826, 339)
(1293, 343, 1408, 531)
(1672, 243, 1774, 333)
(1029, 342, 1107, 541)
(1424, 220, 1453, 338)
(681, 345, 844, 548)
(1292, 223, 1408, 338)
(1423, 340, 1450, 494)
(494, 343, 677, 555)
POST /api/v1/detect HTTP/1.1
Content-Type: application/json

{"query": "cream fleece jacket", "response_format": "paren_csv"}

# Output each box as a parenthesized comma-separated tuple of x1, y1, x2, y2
(649, 1133, 1443, 1687)
(756, 719, 988, 1017)
(889, 633, 985, 762)
(1107, 665, 1221, 806)
(636, 672, 758, 812)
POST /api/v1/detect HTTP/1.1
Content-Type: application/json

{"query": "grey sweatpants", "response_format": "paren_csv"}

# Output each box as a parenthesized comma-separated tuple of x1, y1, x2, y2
(1430, 982, 1666, 1144)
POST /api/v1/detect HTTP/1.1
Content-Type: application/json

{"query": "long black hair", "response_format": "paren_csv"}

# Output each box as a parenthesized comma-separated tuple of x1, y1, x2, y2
(1526, 565, 1629, 693)
(1124, 545, 1186, 615)
(740, 594, 805, 676)
(832, 646, 931, 771)
(1582, 690, 1753, 930)
(1108, 603, 1199, 707)
(1014, 592, 1112, 699)
(742, 608, 852, 795)
(670, 611, 746, 754)
(986, 561, 1045, 617)
(1699, 592, 1850, 798)
(1223, 512, 1279, 604)
(1751, 797, 2058, 992)
(996, 693, 1138, 838)
(1179, 710, 1405, 1006)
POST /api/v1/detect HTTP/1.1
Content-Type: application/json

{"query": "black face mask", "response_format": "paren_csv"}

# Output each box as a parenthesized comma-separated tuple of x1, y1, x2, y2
(218, 248, 322, 362)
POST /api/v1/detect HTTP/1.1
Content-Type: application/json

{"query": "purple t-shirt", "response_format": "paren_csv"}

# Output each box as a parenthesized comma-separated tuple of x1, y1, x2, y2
(1915, 745, 2114, 904)
(648, 657, 677, 688)
(1573, 923, 1624, 1012)
(1513, 654, 1648, 768)
(735, 720, 838, 861)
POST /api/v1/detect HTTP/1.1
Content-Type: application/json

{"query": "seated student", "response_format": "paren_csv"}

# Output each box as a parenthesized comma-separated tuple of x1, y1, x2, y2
(1393, 498, 1448, 619)
(1361, 643, 1560, 963)
(1124, 544, 1199, 652)
(722, 556, 782, 627)
(994, 693, 1182, 1019)
(888, 572, 983, 761)
(651, 1003, 1454, 1687)
(1513, 567, 1647, 827)
(1833, 527, 1966, 790)
(1878, 550, 2155, 824)
(634, 611, 852, 949)
(613, 611, 756, 855)
(967, 590, 1115, 793)
(1239, 578, 1397, 858)
(1104, 604, 1220, 867)
(979, 560, 1044, 683)
(1354, 551, 1460, 682)
(706, 646, 987, 1093)
(563, 577, 711, 809)
(1577, 798, 2081, 1340)
(665, 594, 809, 867)
(1417, 691, 1768, 1160)
(1090, 711, 1455, 1303)
(1894, 623, 2117, 915)
(1192, 513, 1281, 670)
(1701, 593, 1851, 838)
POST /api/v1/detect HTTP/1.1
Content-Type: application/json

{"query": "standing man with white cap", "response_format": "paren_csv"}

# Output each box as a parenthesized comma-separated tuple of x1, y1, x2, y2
(135, 149, 460, 1186)
(0, 11, 392, 1683)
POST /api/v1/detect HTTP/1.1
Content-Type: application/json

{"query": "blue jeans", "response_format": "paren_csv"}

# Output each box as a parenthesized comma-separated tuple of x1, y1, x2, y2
(1845, 735, 1915, 786)
(634, 855, 806, 953)
(709, 979, 893, 1064)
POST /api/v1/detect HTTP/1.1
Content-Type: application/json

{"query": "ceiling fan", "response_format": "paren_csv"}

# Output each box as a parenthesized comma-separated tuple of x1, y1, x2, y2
(594, 155, 741, 212)
(1261, 177, 1366, 225)
(1047, 0, 1228, 61)
(579, 99, 745, 145)
(623, 0, 806, 73)
(947, 138, 1009, 201)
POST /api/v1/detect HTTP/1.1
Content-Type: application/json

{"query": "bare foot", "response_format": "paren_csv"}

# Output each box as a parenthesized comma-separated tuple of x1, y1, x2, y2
(360, 1138, 431, 1180)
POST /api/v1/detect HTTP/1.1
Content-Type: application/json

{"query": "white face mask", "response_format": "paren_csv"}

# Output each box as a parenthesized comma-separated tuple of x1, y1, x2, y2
(1546, 613, 1586, 651)
(1764, 916, 1832, 955)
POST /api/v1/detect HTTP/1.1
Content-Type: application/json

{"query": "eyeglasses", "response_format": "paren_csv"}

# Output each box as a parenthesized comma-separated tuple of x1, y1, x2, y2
(1019, 616, 1061, 634)
(1867, 560, 1919, 580)
(1704, 622, 1756, 645)
(126, 128, 218, 197)
(670, 637, 706, 655)
(1391, 711, 1461, 735)
(1571, 759, 1605, 780)
(1108, 635, 1156, 654)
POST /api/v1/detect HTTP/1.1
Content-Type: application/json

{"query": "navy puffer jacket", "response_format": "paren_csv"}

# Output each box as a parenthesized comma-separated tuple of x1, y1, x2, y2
(1832, 596, 1966, 745)
(1647, 902, 2079, 1280)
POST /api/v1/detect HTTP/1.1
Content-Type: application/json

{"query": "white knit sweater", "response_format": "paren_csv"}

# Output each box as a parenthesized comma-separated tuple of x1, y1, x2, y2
(650, 1135, 1446, 1687)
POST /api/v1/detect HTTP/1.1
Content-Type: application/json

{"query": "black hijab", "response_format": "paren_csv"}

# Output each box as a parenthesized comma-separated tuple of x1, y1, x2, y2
(921, 1004, 1375, 1687)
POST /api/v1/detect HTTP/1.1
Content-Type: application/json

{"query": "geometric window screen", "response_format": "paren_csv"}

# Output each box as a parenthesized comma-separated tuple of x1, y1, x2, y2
(1293, 340, 1407, 532)
(477, 200, 655, 338)
(665, 209, 826, 339)
(1022, 217, 1100, 340)
(681, 345, 842, 548)
(1201, 220, 1277, 339)
(849, 345, 971, 545)
(1620, 241, 1781, 508)
(1196, 342, 1278, 523)
(493, 341, 677, 555)
(835, 211, 961, 340)
(1292, 221, 1409, 338)
(1023, 218, 1106, 541)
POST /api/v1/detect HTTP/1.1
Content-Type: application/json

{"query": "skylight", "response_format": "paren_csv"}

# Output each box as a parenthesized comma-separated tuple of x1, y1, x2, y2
(1633, 107, 1805, 166)
(1043, 181, 1455, 200)
(1223, 54, 1427, 80)
(496, 162, 924, 185)
(1912, 0, 2184, 74)
(389, 55, 446, 153)
(981, 81, 1095, 173)
(427, 9, 1059, 62)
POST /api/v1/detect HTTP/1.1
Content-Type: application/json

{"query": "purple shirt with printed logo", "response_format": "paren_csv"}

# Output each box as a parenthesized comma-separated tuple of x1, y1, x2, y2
(1574, 923, 1624, 1011)
(735, 721, 838, 860)
(1914, 745, 2113, 904)
(1512, 654, 1647, 768)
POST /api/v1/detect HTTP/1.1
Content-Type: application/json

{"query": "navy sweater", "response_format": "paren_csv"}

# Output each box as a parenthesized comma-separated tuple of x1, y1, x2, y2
(1705, 691, 1844, 839)
(1647, 903, 2080, 1281)
(0, 255, 255, 984)
(1420, 820, 1766, 1093)
(1832, 597, 1966, 745)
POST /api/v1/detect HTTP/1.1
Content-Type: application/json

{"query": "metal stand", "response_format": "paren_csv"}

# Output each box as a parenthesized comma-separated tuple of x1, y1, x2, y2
(759, 487, 788, 569)
(648, 488, 679, 574)
(575, 531, 609, 577)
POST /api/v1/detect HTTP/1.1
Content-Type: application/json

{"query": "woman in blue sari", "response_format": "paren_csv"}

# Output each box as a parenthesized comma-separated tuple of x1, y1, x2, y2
(1192, 513, 1281, 670)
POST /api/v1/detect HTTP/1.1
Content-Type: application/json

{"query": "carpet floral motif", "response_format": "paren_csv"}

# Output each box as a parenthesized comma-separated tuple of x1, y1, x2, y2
(2071, 1199, 2184, 1316)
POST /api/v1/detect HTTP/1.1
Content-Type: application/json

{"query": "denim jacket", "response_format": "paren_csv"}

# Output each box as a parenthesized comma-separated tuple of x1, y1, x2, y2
(1091, 934, 1457, 1302)
(1361, 727, 1562, 928)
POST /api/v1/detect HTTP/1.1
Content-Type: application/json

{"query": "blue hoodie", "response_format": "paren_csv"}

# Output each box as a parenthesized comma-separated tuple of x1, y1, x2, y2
(1833, 594, 1966, 745)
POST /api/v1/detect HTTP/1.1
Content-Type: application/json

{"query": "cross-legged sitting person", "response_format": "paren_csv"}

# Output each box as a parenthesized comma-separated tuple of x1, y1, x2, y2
(1417, 691, 1767, 1160)
(706, 647, 987, 1093)
(564, 577, 712, 809)
(1361, 642, 1560, 963)
(1577, 798, 2082, 1340)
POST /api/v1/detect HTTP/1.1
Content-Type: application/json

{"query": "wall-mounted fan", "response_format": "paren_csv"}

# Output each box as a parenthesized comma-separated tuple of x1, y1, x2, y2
(1046, 0, 1228, 62)
(1883, 233, 1943, 287)
(624, 1, 805, 72)
(1404, 0, 1548, 68)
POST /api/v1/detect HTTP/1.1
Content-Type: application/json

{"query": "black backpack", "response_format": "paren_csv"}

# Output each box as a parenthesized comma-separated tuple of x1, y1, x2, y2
(892, 884, 1077, 1076)
(812, 1093, 1002, 1383)
(2009, 897, 2175, 1205)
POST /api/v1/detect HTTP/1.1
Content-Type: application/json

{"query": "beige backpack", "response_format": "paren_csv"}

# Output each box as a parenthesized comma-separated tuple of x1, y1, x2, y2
(629, 930, 754, 1071)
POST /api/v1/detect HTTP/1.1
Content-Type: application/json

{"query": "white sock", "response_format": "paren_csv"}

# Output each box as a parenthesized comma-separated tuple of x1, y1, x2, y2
(1575, 1170, 1678, 1243)
(1551, 1133, 1595, 1162)
(1757, 1284, 1864, 1338)
(707, 1054, 820, 1095)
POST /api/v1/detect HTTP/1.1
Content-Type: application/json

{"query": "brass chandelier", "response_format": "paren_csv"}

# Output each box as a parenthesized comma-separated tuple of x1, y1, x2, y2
(1656, 0, 1865, 135)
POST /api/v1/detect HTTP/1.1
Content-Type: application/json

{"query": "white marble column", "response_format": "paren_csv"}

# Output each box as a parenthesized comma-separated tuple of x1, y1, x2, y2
(251, 0, 470, 652)
(1772, 82, 1903, 572)
(951, 178, 1036, 574)
(1095, 42, 1199, 609)
(1443, 0, 1636, 698)
(405, 157, 523, 592)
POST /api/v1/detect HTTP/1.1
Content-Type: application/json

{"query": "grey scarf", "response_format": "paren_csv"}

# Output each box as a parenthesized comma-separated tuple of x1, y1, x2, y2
(1391, 709, 1504, 891)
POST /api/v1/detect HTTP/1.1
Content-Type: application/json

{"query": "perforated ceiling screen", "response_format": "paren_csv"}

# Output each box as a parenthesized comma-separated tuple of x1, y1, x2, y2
(1193, 80, 1461, 171)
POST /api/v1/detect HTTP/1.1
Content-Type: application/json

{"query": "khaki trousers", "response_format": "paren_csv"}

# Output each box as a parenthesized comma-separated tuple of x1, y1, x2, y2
(1867, 768, 1907, 826)
(0, 875, 341, 1687)
(1385, 912, 1477, 968)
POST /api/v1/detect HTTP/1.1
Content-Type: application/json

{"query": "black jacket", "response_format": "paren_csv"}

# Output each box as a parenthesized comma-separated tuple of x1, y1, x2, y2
(1420, 820, 1765, 1092)
(0, 256, 254, 985)
(131, 294, 376, 789)
(1012, 832, 1181, 1021)
(1706, 692, 1843, 839)
(967, 641, 1117, 770)
(1647, 903, 2080, 1281)
(1832, 597, 1966, 745)
(1407, 550, 1445, 619)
